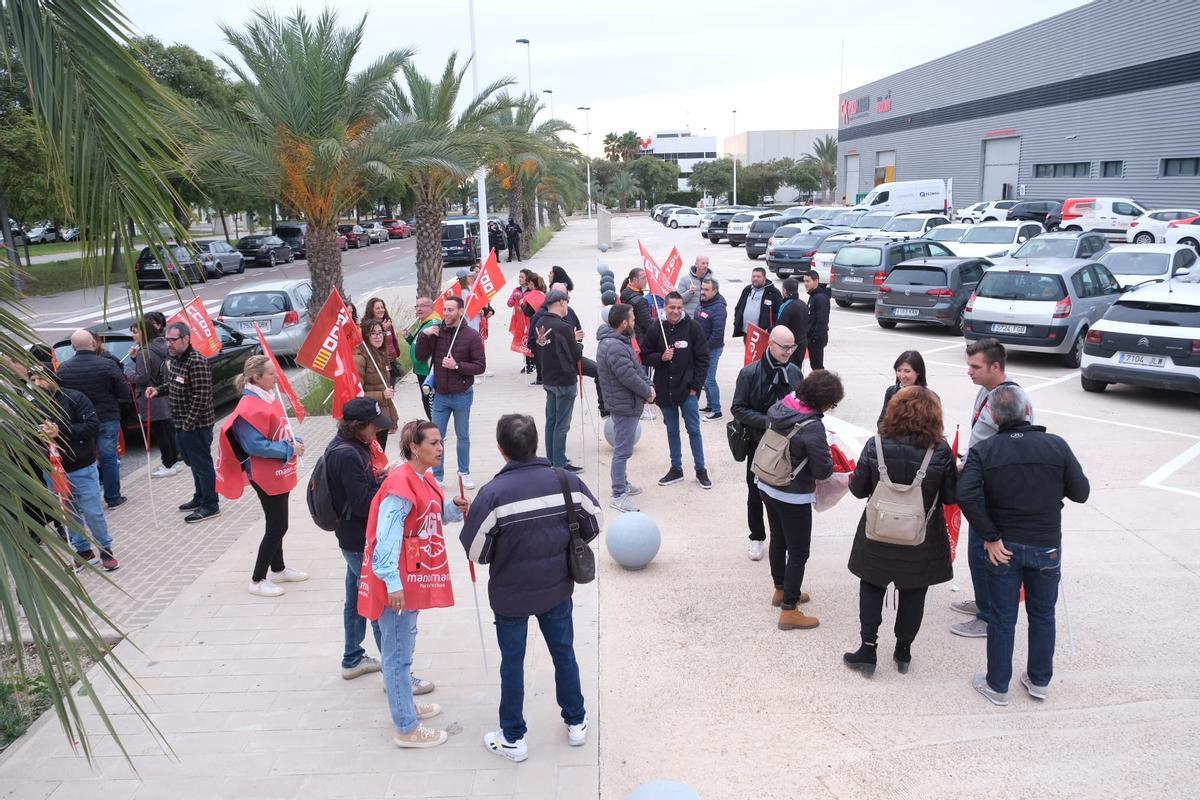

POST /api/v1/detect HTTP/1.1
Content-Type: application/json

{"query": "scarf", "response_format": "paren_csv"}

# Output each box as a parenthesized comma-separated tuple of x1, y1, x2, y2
(764, 350, 790, 391)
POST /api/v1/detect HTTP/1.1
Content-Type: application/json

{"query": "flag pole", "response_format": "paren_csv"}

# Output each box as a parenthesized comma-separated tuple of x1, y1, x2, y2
(132, 402, 161, 528)
(461, 475, 489, 675)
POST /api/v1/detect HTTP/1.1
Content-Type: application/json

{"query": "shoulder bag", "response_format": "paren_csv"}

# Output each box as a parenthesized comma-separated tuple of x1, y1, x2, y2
(555, 468, 595, 584)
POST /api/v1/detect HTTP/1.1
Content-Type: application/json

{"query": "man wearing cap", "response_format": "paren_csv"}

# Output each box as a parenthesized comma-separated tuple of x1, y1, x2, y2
(533, 289, 583, 471)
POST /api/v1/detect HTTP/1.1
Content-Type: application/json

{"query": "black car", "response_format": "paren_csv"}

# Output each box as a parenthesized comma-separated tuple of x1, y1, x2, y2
(192, 239, 246, 277)
(745, 216, 809, 259)
(274, 222, 309, 258)
(766, 230, 839, 278)
(829, 238, 956, 306)
(134, 244, 206, 288)
(875, 257, 990, 334)
(706, 210, 737, 243)
(236, 234, 294, 267)
(1005, 200, 1063, 225)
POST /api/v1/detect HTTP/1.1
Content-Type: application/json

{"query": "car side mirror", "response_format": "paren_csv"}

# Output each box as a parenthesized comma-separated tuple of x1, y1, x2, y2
(1017, 236, 1028, 243)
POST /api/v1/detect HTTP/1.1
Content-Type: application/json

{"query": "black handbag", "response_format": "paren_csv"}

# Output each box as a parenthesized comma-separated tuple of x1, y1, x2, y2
(555, 468, 595, 584)
(726, 419, 753, 462)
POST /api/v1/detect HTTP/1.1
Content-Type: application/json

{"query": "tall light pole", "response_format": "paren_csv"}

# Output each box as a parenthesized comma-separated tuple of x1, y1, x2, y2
(542, 89, 554, 118)
(578, 106, 592, 220)
(731, 109, 738, 206)
(515, 38, 532, 95)
(468, 1, 488, 261)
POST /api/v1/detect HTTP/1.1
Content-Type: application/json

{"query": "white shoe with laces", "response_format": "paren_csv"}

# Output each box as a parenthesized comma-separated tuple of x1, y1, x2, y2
(567, 716, 588, 746)
(459, 473, 476, 490)
(151, 465, 180, 478)
(269, 567, 309, 583)
(748, 541, 765, 561)
(484, 730, 528, 762)
(610, 494, 639, 513)
(248, 579, 284, 597)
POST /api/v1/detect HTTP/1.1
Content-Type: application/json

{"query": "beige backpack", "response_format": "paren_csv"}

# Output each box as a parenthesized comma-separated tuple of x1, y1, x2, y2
(752, 419, 816, 488)
(864, 434, 935, 546)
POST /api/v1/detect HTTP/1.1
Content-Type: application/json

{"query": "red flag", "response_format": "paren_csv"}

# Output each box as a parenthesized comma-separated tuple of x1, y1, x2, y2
(466, 251, 505, 319)
(944, 426, 963, 561)
(660, 246, 684, 289)
(48, 443, 71, 510)
(254, 323, 306, 423)
(330, 346, 364, 420)
(368, 438, 389, 476)
(744, 323, 768, 366)
(638, 240, 670, 297)
(167, 297, 222, 357)
(431, 282, 464, 317)
(297, 289, 357, 380)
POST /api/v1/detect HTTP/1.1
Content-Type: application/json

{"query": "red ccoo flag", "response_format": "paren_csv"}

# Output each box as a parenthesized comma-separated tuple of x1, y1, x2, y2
(660, 246, 684, 289)
(432, 282, 464, 317)
(944, 425, 962, 561)
(744, 323, 768, 366)
(296, 289, 364, 419)
(638, 240, 670, 297)
(254, 323, 306, 422)
(167, 297, 222, 357)
(466, 250, 505, 319)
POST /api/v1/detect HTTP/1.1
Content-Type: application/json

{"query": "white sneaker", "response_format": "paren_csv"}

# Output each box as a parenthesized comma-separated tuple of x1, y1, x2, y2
(748, 541, 765, 561)
(341, 655, 381, 680)
(640, 408, 655, 421)
(610, 494, 639, 513)
(625, 484, 643, 496)
(248, 579, 284, 597)
(459, 473, 476, 490)
(484, 730, 528, 762)
(268, 567, 309, 583)
(566, 716, 588, 746)
(151, 465, 180, 478)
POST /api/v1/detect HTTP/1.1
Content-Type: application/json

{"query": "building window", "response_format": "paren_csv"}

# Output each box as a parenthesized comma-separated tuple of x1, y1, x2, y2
(1033, 162, 1091, 178)
(1163, 158, 1200, 177)
(1101, 160, 1123, 177)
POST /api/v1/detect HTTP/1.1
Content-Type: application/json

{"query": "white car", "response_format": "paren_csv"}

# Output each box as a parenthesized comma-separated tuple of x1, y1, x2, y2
(1125, 209, 1200, 244)
(956, 202, 988, 223)
(726, 210, 780, 246)
(845, 210, 901, 239)
(1080, 282, 1200, 395)
(975, 200, 1019, 223)
(25, 221, 59, 243)
(811, 232, 856, 283)
(1164, 219, 1200, 252)
(1060, 197, 1147, 238)
(666, 208, 703, 228)
(868, 213, 951, 240)
(1098, 244, 1198, 288)
(925, 223, 972, 244)
(947, 221, 1044, 258)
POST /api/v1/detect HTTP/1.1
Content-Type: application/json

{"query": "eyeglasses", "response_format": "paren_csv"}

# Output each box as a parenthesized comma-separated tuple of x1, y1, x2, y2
(770, 342, 799, 352)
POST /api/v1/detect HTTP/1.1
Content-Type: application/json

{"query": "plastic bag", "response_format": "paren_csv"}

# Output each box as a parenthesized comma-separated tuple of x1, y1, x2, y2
(814, 472, 851, 512)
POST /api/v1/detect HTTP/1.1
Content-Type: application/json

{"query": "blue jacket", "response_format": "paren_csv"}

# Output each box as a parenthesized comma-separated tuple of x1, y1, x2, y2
(696, 293, 727, 352)
(460, 458, 601, 616)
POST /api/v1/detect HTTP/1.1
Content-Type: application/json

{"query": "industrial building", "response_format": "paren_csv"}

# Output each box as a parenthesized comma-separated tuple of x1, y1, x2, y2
(724, 129, 837, 203)
(638, 130, 718, 190)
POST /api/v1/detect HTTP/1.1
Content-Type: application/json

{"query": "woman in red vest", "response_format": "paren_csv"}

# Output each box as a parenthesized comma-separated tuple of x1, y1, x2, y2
(215, 355, 306, 598)
(359, 419, 468, 748)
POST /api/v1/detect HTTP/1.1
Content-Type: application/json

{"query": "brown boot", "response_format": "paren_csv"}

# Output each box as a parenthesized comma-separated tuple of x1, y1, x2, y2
(772, 589, 810, 607)
(778, 607, 820, 630)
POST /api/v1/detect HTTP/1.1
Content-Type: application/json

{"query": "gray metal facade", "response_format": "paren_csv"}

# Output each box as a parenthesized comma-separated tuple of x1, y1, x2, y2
(836, 0, 1200, 208)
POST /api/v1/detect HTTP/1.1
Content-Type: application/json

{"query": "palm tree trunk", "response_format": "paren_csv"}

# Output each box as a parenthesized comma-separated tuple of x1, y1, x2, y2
(415, 197, 444, 299)
(522, 196, 535, 253)
(306, 224, 344, 314)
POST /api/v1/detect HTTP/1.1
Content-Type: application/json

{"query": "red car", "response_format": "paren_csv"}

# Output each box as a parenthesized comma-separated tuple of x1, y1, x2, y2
(381, 218, 411, 238)
(336, 223, 370, 248)
(337, 232, 348, 251)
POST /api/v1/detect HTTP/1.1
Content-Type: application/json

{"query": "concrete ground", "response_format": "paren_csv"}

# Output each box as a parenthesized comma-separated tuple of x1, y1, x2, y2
(1, 214, 1198, 798)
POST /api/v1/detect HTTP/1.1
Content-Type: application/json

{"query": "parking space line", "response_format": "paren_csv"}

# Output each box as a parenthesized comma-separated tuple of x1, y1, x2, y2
(922, 342, 966, 355)
(1140, 439, 1200, 485)
(922, 358, 1051, 381)
(1036, 408, 1200, 440)
(840, 322, 958, 345)
(1023, 371, 1081, 393)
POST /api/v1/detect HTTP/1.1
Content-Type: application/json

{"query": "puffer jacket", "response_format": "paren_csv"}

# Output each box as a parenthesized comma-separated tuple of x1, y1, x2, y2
(354, 343, 398, 429)
(596, 323, 652, 417)
(847, 435, 957, 589)
(696, 293, 727, 352)
(877, 383, 901, 429)
(732, 352, 803, 444)
(620, 286, 653, 339)
(56, 350, 131, 423)
(675, 266, 708, 316)
(764, 399, 834, 494)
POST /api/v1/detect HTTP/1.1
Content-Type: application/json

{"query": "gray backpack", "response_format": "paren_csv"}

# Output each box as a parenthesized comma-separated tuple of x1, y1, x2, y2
(752, 418, 816, 488)
(864, 434, 935, 546)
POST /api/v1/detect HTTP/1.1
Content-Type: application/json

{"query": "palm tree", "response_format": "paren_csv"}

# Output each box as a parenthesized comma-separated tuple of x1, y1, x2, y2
(0, 0, 192, 761)
(602, 132, 621, 162)
(804, 134, 838, 201)
(384, 54, 515, 299)
(617, 131, 642, 162)
(611, 170, 643, 212)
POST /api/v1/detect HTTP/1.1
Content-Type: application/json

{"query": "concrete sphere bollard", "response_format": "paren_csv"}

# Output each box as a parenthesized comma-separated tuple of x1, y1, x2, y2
(599, 243, 610, 253)
(606, 512, 661, 571)
(601, 289, 617, 306)
(603, 415, 641, 447)
(596, 262, 610, 274)
(601, 280, 616, 294)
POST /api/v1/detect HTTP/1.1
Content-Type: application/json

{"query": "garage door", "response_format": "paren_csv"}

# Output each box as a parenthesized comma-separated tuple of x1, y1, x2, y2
(875, 150, 895, 184)
(982, 137, 1020, 200)
(844, 154, 860, 203)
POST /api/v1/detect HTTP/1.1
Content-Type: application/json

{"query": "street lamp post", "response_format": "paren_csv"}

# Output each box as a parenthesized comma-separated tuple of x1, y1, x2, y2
(578, 106, 592, 220)
(542, 89, 554, 118)
(515, 38, 532, 95)
(731, 109, 738, 206)
(468, 0, 488, 261)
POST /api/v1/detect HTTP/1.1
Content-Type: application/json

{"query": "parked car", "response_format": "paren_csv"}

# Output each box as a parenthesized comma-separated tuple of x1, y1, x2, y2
(274, 222, 309, 258)
(829, 209, 867, 228)
(706, 210, 738, 243)
(1003, 229, 1109, 262)
(217, 279, 314, 358)
(134, 244, 206, 288)
(1097, 244, 1197, 288)
(192, 239, 246, 277)
(337, 223, 369, 248)
(653, 204, 682, 222)
(767, 223, 827, 250)
(25, 220, 59, 244)
(829, 238, 955, 307)
(746, 217, 791, 259)
(1080, 282, 1200, 394)
(1165, 218, 1200, 252)
(801, 206, 847, 223)
(975, 200, 1020, 223)
(947, 221, 1044, 258)
(925, 224, 971, 244)
(59, 226, 80, 242)
(766, 230, 840, 278)
(870, 213, 950, 240)
(812, 232, 856, 283)
(381, 218, 412, 238)
(1044, 206, 1063, 231)
(963, 258, 1124, 366)
(666, 208, 703, 228)
(846, 210, 902, 238)
(853, 180, 947, 214)
(236, 234, 294, 267)
(784, 206, 813, 217)
(1005, 200, 1063, 225)
(1059, 197, 1147, 238)
(441, 217, 480, 265)
(875, 256, 990, 334)
(956, 202, 989, 224)
(726, 210, 780, 247)
(363, 221, 390, 243)
(1126, 209, 1200, 244)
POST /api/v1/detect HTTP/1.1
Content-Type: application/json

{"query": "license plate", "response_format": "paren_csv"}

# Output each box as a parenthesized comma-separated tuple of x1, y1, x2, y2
(893, 308, 920, 317)
(991, 323, 1027, 334)
(1119, 352, 1166, 368)
(239, 321, 269, 333)
(842, 276, 864, 284)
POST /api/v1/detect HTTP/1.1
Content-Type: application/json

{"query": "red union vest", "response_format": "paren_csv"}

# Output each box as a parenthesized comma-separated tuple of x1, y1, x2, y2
(358, 463, 455, 619)
(215, 393, 298, 499)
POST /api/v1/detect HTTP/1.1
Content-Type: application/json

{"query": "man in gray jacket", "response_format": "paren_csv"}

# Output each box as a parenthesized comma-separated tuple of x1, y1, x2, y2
(675, 256, 711, 317)
(596, 304, 655, 512)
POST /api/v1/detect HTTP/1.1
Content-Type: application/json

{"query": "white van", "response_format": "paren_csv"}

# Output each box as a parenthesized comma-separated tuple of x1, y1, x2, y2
(854, 180, 948, 214)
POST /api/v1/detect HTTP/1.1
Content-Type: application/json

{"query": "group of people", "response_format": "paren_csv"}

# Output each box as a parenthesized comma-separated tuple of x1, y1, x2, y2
(487, 218, 525, 263)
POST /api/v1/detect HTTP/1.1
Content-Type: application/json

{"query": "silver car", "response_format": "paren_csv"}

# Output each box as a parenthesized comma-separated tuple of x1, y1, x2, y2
(964, 258, 1125, 366)
(363, 222, 390, 243)
(217, 279, 313, 357)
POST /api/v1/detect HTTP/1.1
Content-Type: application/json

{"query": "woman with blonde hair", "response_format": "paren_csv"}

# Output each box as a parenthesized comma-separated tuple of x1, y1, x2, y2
(356, 318, 399, 451)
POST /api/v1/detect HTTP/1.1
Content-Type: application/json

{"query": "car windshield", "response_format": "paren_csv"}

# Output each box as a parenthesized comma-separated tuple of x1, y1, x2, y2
(442, 224, 466, 241)
(830, 211, 864, 226)
(928, 227, 966, 242)
(731, 213, 754, 223)
(1106, 300, 1200, 327)
(834, 246, 882, 267)
(221, 291, 291, 317)
(817, 238, 850, 254)
(275, 226, 303, 237)
(886, 266, 949, 286)
(1010, 238, 1076, 258)
(977, 272, 1066, 301)
(238, 236, 265, 245)
(961, 227, 1018, 244)
(1100, 252, 1170, 276)
(882, 218, 927, 232)
(751, 220, 780, 233)
(852, 212, 893, 229)
(812, 208, 842, 220)
(774, 226, 808, 239)
(782, 233, 824, 248)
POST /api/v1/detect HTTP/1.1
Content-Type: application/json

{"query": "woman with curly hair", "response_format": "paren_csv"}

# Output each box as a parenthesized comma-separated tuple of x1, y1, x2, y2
(844, 385, 957, 677)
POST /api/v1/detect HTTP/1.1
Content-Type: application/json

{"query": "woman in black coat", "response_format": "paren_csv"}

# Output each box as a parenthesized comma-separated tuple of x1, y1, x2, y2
(549, 265, 574, 292)
(877, 350, 927, 429)
(845, 385, 956, 677)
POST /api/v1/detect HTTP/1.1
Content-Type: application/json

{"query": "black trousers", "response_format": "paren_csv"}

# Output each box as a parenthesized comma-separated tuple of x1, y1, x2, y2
(417, 379, 433, 420)
(579, 356, 605, 415)
(745, 455, 767, 542)
(858, 580, 928, 645)
(150, 418, 179, 468)
(507, 237, 522, 261)
(760, 493, 812, 609)
(807, 341, 826, 371)
(251, 483, 290, 582)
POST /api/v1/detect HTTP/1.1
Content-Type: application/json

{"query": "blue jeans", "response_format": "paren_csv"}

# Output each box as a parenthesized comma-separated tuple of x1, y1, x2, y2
(984, 541, 1061, 693)
(494, 597, 585, 742)
(176, 426, 218, 513)
(96, 420, 122, 504)
(431, 388, 473, 480)
(967, 526, 993, 623)
(63, 463, 113, 554)
(704, 347, 723, 414)
(379, 607, 420, 732)
(340, 549, 382, 669)
(661, 394, 705, 471)
(609, 414, 639, 496)
(544, 384, 577, 468)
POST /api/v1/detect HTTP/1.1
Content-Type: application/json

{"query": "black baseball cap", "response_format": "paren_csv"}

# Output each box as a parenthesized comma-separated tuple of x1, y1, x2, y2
(342, 397, 391, 428)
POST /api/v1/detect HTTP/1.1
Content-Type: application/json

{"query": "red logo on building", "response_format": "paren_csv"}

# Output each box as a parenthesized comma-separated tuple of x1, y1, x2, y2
(639, 137, 653, 150)
(875, 92, 892, 114)
(839, 95, 870, 125)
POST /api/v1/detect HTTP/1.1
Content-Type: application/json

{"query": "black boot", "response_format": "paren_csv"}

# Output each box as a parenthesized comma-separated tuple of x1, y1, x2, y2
(843, 640, 877, 677)
(894, 642, 912, 674)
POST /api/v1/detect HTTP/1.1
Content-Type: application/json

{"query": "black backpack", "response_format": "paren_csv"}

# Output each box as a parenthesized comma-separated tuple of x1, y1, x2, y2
(307, 440, 353, 531)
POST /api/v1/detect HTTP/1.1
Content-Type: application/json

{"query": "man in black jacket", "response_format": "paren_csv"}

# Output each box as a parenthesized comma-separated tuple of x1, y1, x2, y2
(641, 291, 711, 488)
(57, 329, 133, 508)
(731, 327, 803, 561)
(958, 385, 1090, 707)
(505, 218, 523, 262)
(777, 278, 809, 368)
(733, 267, 784, 338)
(802, 270, 831, 370)
(619, 268, 654, 341)
(528, 283, 605, 418)
(534, 290, 583, 470)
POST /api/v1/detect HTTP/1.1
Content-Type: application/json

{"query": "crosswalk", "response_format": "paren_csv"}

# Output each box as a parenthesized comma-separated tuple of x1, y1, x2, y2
(34, 293, 224, 333)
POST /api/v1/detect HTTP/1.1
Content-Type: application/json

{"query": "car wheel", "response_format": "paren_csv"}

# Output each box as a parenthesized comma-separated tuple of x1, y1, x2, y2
(1064, 225, 1082, 232)
(237, 258, 245, 274)
(287, 251, 294, 263)
(1133, 232, 1155, 245)
(709, 236, 720, 243)
(1061, 328, 1086, 368)
(669, 221, 679, 229)
(1182, 237, 1200, 255)
(747, 251, 759, 260)
(877, 318, 898, 329)
(951, 309, 965, 336)
(835, 298, 853, 308)
(269, 252, 277, 267)
(1080, 375, 1108, 393)
(213, 261, 224, 278)
(729, 241, 740, 247)
(961, 218, 973, 225)
(982, 217, 996, 223)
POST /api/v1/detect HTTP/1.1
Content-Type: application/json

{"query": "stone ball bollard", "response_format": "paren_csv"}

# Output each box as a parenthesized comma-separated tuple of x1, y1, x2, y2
(605, 512, 661, 571)
(599, 243, 610, 253)
(602, 289, 617, 306)
(625, 780, 701, 800)
(603, 415, 641, 447)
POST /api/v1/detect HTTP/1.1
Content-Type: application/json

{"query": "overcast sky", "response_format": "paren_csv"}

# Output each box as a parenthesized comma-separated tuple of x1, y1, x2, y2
(119, 0, 1088, 156)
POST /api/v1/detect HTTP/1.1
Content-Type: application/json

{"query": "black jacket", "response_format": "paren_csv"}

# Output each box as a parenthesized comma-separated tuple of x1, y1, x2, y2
(848, 436, 957, 589)
(640, 314, 710, 407)
(958, 421, 1090, 548)
(487, 225, 505, 253)
(733, 282, 784, 337)
(56, 350, 132, 423)
(43, 387, 99, 474)
(549, 266, 575, 292)
(877, 383, 901, 429)
(731, 352, 803, 443)
(534, 310, 583, 387)
(620, 286, 653, 339)
(763, 400, 834, 495)
(777, 296, 809, 364)
(324, 434, 383, 553)
(505, 221, 522, 242)
(696, 293, 727, 352)
(806, 285, 832, 346)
